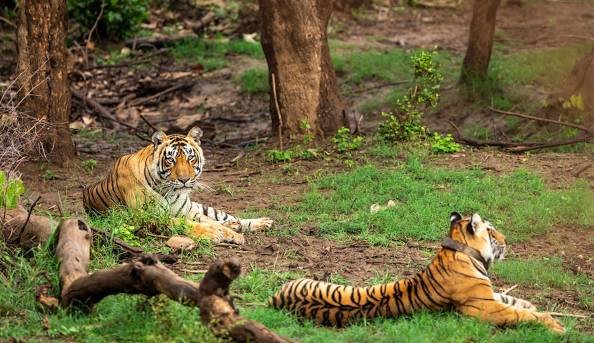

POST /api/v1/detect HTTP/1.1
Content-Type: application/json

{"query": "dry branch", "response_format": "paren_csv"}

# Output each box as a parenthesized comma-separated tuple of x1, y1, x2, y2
(488, 107, 592, 134)
(55, 219, 290, 342)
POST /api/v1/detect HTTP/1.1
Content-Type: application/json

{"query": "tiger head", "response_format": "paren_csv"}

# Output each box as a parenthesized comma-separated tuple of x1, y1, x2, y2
(151, 126, 205, 192)
(448, 212, 507, 268)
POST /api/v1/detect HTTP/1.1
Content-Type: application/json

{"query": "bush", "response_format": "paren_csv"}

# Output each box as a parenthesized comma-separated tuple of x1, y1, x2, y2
(68, 0, 150, 40)
(430, 133, 461, 154)
(333, 127, 363, 153)
(378, 50, 443, 142)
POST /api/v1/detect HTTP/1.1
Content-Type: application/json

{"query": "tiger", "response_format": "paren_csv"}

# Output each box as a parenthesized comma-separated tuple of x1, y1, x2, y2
(269, 212, 565, 333)
(82, 126, 273, 244)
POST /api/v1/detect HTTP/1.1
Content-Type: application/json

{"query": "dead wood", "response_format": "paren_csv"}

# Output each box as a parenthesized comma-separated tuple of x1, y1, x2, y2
(125, 32, 197, 50)
(1, 204, 52, 249)
(488, 107, 592, 134)
(129, 81, 194, 107)
(55, 219, 290, 342)
(447, 119, 594, 153)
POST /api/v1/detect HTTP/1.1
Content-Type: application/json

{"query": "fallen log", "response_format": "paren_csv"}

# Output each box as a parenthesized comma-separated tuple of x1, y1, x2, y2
(55, 219, 289, 343)
(1, 203, 51, 249)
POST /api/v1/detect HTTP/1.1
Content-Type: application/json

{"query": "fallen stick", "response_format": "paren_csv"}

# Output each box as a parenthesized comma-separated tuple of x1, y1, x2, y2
(271, 73, 284, 151)
(488, 107, 592, 134)
(129, 82, 194, 107)
(547, 312, 590, 319)
(56, 219, 290, 342)
(501, 284, 518, 295)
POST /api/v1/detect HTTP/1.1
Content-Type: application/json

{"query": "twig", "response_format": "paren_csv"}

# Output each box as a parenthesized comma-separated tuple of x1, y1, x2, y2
(85, 1, 105, 48)
(71, 89, 151, 142)
(145, 232, 169, 239)
(129, 82, 194, 107)
(547, 312, 590, 319)
(271, 73, 284, 150)
(488, 107, 592, 134)
(573, 164, 592, 177)
(17, 196, 42, 241)
(177, 268, 208, 274)
(140, 115, 158, 134)
(0, 15, 16, 29)
(90, 226, 144, 255)
(501, 284, 518, 295)
(504, 135, 593, 153)
(345, 80, 410, 95)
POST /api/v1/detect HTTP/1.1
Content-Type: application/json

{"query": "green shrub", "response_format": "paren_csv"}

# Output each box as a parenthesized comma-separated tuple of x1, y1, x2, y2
(378, 50, 443, 142)
(238, 68, 269, 94)
(333, 127, 363, 153)
(0, 170, 25, 209)
(430, 133, 461, 154)
(68, 0, 150, 40)
(266, 149, 293, 163)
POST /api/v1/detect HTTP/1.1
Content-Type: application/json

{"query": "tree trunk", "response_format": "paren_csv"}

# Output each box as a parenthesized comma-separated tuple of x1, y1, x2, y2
(460, 0, 502, 83)
(16, 0, 76, 166)
(259, 0, 346, 139)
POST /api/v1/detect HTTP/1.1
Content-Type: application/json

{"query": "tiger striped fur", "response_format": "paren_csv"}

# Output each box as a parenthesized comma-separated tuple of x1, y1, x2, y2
(270, 213, 565, 333)
(82, 127, 273, 244)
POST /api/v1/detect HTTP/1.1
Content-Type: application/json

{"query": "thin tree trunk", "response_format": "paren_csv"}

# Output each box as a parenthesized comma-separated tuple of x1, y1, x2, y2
(16, 0, 76, 166)
(460, 0, 502, 83)
(259, 0, 346, 139)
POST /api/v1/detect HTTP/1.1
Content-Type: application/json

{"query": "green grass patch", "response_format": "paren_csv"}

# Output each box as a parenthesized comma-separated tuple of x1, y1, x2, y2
(493, 257, 594, 309)
(237, 68, 269, 94)
(170, 38, 264, 71)
(492, 43, 592, 90)
(332, 47, 458, 86)
(270, 160, 593, 243)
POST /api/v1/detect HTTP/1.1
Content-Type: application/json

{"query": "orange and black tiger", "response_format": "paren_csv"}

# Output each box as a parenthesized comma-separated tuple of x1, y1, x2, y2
(270, 212, 565, 333)
(83, 127, 273, 244)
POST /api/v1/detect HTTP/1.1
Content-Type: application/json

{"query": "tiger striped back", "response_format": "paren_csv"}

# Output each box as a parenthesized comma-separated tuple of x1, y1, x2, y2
(269, 212, 565, 333)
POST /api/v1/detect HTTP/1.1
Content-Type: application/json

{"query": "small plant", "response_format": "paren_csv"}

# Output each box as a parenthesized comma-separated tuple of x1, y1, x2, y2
(83, 159, 98, 172)
(266, 149, 293, 163)
(430, 133, 461, 154)
(0, 170, 25, 209)
(298, 148, 320, 160)
(378, 50, 443, 142)
(299, 120, 314, 144)
(113, 224, 140, 245)
(43, 169, 57, 181)
(333, 127, 363, 153)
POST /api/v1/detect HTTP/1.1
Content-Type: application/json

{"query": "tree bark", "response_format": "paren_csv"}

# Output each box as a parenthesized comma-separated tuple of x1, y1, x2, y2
(259, 0, 346, 139)
(16, 0, 76, 166)
(460, 0, 502, 83)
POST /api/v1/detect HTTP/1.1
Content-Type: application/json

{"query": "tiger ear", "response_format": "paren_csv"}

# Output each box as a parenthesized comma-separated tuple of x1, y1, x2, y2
(187, 126, 203, 144)
(469, 213, 482, 234)
(450, 212, 462, 223)
(152, 130, 166, 147)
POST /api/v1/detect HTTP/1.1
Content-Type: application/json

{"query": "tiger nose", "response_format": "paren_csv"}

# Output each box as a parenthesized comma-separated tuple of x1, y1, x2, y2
(178, 176, 190, 183)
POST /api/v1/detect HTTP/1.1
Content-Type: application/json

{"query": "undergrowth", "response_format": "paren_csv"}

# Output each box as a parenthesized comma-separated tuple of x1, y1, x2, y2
(268, 159, 593, 244)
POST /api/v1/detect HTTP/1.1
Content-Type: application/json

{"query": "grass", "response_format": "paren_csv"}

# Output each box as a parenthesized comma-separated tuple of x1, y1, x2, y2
(266, 158, 593, 244)
(2, 157, 593, 341)
(170, 38, 264, 71)
(236, 68, 269, 94)
(493, 257, 594, 309)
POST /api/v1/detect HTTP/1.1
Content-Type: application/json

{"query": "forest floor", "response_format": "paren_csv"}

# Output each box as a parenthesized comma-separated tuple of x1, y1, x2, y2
(1, 0, 594, 342)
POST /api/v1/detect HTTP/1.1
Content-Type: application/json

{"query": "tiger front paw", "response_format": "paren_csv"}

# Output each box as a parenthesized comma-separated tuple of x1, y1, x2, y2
(241, 217, 274, 233)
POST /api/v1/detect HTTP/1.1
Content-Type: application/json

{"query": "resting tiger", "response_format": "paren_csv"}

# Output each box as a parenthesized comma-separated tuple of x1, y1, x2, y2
(82, 127, 273, 244)
(270, 212, 565, 333)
